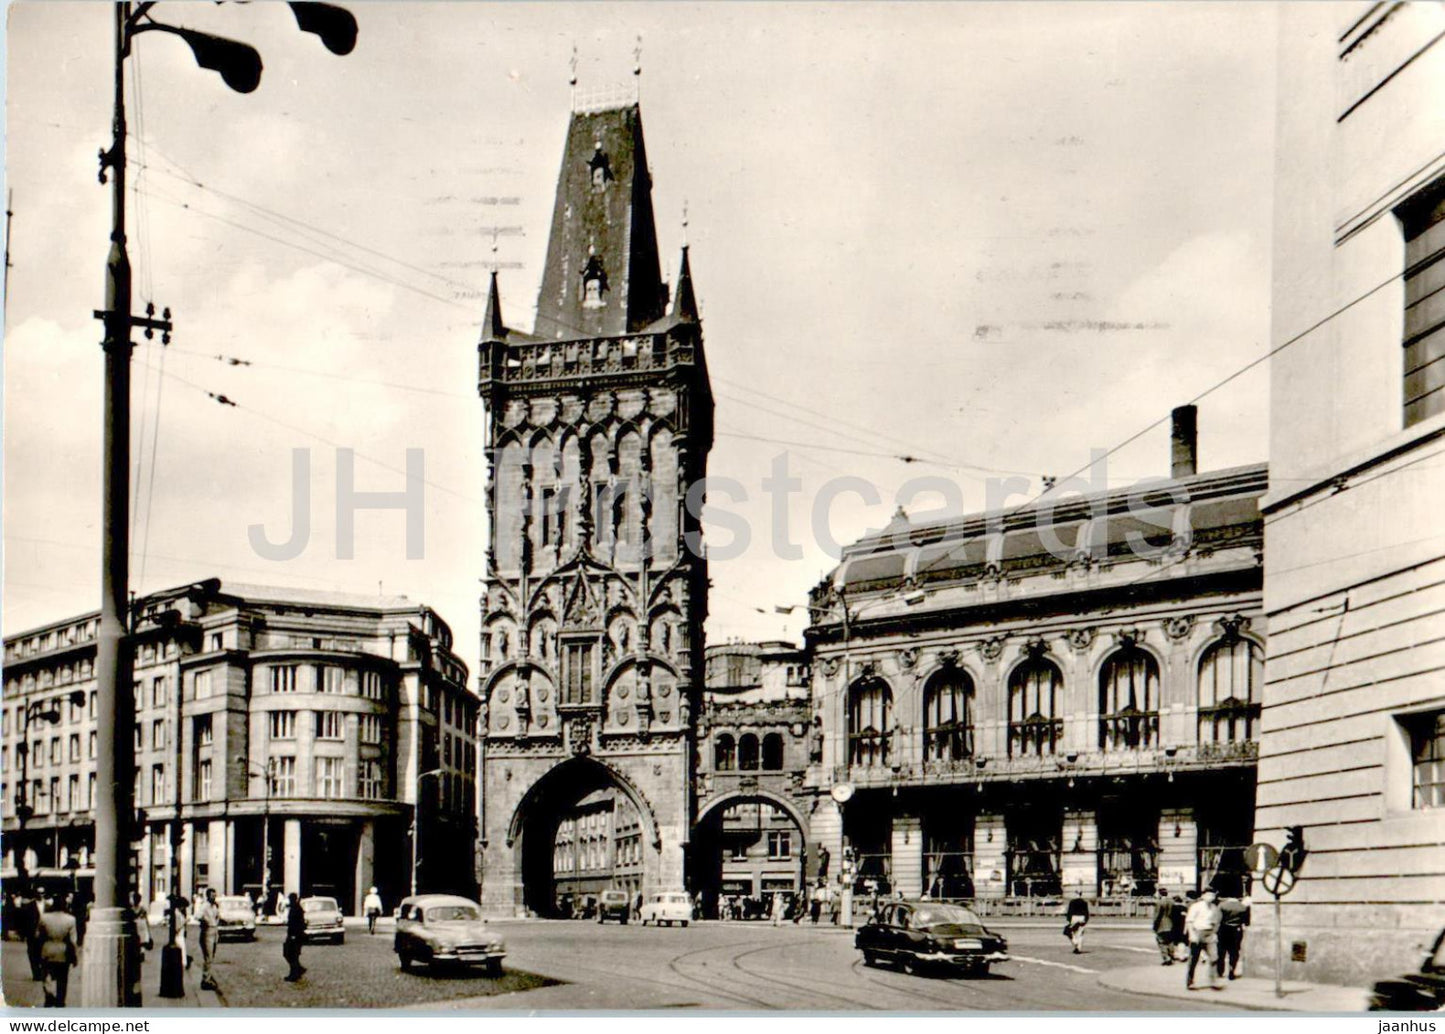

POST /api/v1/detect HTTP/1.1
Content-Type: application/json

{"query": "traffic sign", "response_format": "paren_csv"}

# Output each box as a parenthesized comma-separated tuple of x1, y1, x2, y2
(1244, 842, 1278, 874)
(1260, 865, 1296, 898)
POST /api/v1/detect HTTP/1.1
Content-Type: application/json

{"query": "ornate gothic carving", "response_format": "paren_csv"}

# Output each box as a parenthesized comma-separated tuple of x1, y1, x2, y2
(1066, 627, 1096, 653)
(977, 637, 1005, 662)
(898, 646, 919, 670)
(1215, 613, 1251, 642)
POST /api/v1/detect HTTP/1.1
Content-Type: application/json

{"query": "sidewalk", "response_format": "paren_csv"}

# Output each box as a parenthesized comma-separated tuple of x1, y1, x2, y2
(1098, 963, 1369, 1012)
(1, 938, 220, 1010)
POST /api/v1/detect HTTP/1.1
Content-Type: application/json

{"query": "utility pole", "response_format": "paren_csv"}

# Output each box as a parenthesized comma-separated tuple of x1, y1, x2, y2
(80, 3, 356, 1007)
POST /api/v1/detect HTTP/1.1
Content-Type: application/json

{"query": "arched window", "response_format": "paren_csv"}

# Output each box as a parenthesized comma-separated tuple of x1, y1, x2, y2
(738, 733, 760, 771)
(848, 677, 893, 768)
(923, 668, 973, 762)
(1099, 647, 1160, 750)
(714, 734, 736, 772)
(1008, 658, 1063, 757)
(1198, 638, 1262, 743)
(761, 732, 784, 770)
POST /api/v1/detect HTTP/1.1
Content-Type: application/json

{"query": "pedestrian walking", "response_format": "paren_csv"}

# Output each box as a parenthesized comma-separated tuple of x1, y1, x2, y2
(1184, 889, 1224, 990)
(1151, 889, 1176, 965)
(37, 893, 79, 1007)
(1217, 895, 1250, 980)
(1064, 893, 1090, 954)
(1169, 894, 1189, 962)
(771, 891, 787, 926)
(828, 885, 842, 926)
(168, 893, 191, 971)
(363, 886, 384, 935)
(21, 892, 44, 980)
(282, 892, 307, 982)
(809, 882, 824, 925)
(197, 888, 222, 991)
(132, 892, 153, 962)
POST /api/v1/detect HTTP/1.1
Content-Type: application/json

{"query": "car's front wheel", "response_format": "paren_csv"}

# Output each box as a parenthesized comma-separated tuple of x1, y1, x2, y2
(398, 951, 412, 972)
(900, 954, 921, 976)
(862, 951, 880, 968)
(483, 958, 502, 978)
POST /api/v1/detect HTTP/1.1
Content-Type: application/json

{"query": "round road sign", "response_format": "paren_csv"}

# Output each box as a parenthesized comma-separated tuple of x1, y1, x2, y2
(1244, 842, 1279, 874)
(1260, 865, 1296, 898)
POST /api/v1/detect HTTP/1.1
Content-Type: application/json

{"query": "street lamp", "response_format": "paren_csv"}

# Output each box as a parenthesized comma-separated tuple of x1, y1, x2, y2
(83, 2, 356, 1008)
(238, 758, 276, 901)
(11, 691, 88, 891)
(411, 769, 443, 897)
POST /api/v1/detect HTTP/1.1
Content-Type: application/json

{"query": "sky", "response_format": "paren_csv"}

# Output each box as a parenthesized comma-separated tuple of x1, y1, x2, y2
(1, 1, 1278, 684)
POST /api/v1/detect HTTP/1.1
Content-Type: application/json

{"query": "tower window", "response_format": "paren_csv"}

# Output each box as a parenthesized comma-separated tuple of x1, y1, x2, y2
(581, 255, 608, 309)
(587, 146, 612, 192)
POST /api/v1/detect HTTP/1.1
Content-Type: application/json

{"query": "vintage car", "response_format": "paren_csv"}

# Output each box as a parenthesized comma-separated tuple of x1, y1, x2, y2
(597, 889, 632, 924)
(300, 896, 346, 944)
(394, 894, 506, 975)
(639, 891, 693, 927)
(1369, 926, 1445, 1011)
(855, 900, 1010, 976)
(215, 895, 258, 941)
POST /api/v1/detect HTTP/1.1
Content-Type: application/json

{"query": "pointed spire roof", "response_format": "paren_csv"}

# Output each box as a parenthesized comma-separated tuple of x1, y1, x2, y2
(480, 270, 507, 343)
(534, 104, 666, 340)
(671, 245, 698, 322)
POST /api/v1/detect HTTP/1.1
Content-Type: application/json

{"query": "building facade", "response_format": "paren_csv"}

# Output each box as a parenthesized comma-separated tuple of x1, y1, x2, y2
(695, 641, 812, 917)
(1, 579, 476, 915)
(477, 97, 713, 917)
(806, 420, 1267, 909)
(1254, 2, 1445, 985)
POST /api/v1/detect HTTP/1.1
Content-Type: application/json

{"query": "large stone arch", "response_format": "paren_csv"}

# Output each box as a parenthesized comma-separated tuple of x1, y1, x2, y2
(691, 789, 811, 919)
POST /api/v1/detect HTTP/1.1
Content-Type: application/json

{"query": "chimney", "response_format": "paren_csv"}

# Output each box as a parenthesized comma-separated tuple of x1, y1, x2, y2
(1171, 405, 1198, 479)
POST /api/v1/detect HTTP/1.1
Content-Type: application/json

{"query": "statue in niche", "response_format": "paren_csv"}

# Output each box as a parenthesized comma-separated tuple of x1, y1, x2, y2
(808, 715, 825, 763)
(496, 629, 510, 660)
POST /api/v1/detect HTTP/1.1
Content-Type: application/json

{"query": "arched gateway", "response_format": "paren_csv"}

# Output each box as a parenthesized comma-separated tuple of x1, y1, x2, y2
(477, 100, 712, 917)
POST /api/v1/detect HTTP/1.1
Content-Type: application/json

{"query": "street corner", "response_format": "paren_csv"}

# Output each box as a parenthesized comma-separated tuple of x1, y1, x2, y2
(1097, 963, 1370, 1012)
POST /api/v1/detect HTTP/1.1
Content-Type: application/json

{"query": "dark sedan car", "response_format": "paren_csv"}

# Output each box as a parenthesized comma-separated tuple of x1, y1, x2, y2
(856, 901, 1010, 977)
(1369, 927, 1445, 1011)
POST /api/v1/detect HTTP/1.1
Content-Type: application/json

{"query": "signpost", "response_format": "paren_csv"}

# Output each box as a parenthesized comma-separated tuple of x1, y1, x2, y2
(1248, 838, 1300, 999)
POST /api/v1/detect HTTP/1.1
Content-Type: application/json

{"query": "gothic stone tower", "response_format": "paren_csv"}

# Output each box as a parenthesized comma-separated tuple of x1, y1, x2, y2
(477, 101, 712, 916)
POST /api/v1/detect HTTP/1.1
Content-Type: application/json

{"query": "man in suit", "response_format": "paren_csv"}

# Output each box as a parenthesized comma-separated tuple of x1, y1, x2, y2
(282, 893, 307, 982)
(37, 893, 79, 1007)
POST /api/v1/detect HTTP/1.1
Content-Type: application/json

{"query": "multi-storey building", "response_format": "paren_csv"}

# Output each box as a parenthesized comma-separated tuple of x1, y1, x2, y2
(695, 641, 812, 916)
(805, 415, 1267, 908)
(477, 95, 713, 916)
(1, 579, 476, 915)
(1254, 3, 1445, 985)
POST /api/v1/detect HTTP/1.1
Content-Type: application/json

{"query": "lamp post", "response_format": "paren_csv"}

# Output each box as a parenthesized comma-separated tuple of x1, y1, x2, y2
(239, 759, 275, 903)
(10, 691, 88, 893)
(411, 769, 443, 896)
(81, 2, 356, 1007)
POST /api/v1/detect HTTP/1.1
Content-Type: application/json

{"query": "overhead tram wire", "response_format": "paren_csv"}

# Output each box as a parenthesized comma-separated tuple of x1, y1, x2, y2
(137, 362, 485, 507)
(129, 151, 1041, 483)
(900, 237, 1445, 588)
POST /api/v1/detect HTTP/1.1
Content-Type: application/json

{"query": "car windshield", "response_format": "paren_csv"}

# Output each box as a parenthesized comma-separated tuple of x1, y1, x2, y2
(425, 905, 481, 923)
(656, 894, 688, 903)
(218, 897, 250, 909)
(302, 898, 338, 912)
(910, 904, 983, 928)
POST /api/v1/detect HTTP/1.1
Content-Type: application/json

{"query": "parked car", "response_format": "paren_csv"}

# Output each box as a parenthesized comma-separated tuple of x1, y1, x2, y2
(300, 896, 346, 944)
(639, 891, 693, 927)
(856, 900, 1010, 977)
(1369, 927, 1445, 1011)
(215, 895, 258, 941)
(597, 889, 631, 924)
(394, 894, 505, 975)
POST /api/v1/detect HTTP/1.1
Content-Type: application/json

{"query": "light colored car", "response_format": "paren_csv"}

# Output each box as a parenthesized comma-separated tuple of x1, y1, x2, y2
(394, 894, 505, 975)
(597, 889, 631, 924)
(300, 895, 346, 944)
(639, 891, 692, 927)
(215, 895, 257, 941)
